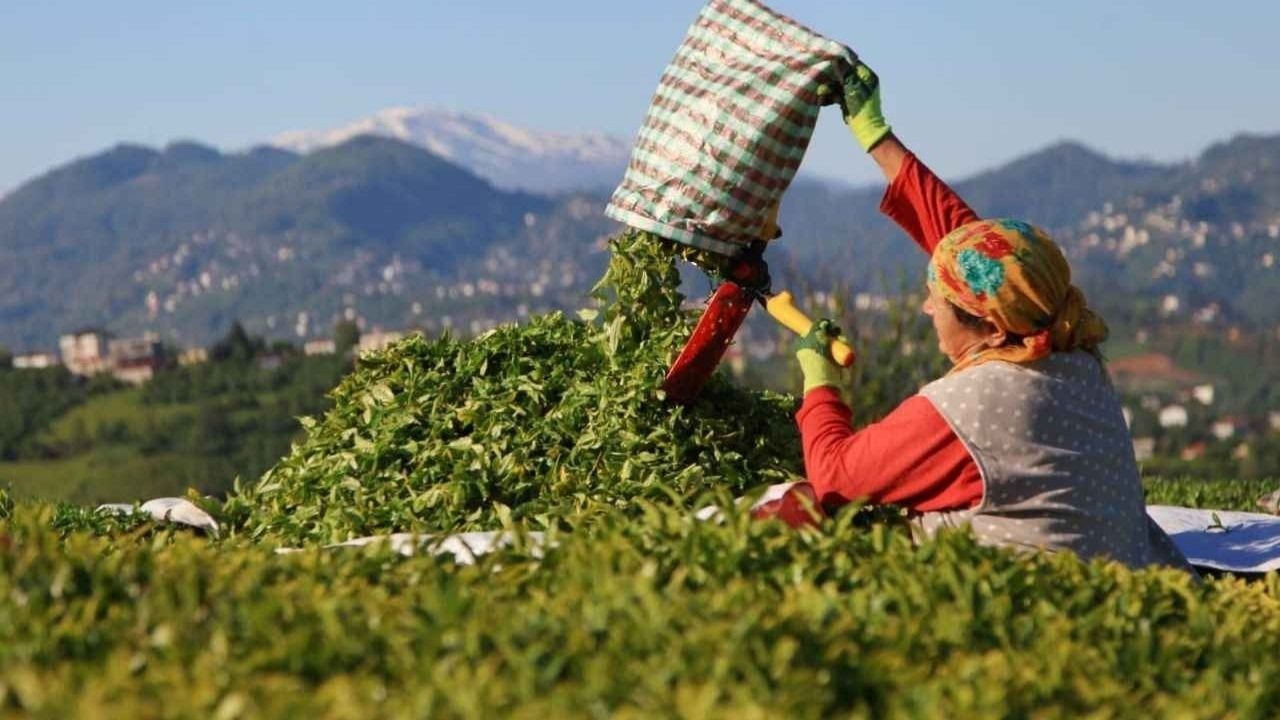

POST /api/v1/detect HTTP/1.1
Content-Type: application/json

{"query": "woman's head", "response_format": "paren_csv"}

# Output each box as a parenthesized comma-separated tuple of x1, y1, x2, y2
(921, 283, 1007, 363)
(924, 218, 1107, 370)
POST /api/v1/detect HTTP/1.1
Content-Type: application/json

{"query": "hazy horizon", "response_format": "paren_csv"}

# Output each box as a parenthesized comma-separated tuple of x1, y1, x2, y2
(4, 0, 1279, 193)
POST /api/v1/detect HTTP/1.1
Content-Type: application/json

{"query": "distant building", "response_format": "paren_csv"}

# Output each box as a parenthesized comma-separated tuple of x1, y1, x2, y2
(1211, 420, 1236, 441)
(1158, 405, 1188, 429)
(304, 338, 337, 356)
(60, 328, 111, 376)
(13, 352, 59, 369)
(1193, 304, 1220, 324)
(1270, 412, 1280, 433)
(1192, 384, 1215, 406)
(1132, 437, 1155, 462)
(178, 348, 208, 366)
(1180, 442, 1206, 461)
(724, 344, 745, 379)
(1109, 354, 1202, 390)
(108, 334, 162, 385)
(358, 330, 406, 356)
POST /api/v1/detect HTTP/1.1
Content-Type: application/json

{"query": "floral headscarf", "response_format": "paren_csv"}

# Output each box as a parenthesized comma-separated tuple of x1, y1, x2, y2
(926, 218, 1108, 374)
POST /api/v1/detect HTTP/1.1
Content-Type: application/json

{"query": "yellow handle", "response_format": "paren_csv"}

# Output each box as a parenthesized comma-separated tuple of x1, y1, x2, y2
(765, 291, 855, 367)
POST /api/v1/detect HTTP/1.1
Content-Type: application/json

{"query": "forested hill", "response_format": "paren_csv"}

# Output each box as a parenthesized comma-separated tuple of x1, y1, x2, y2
(773, 141, 1163, 282)
(0, 136, 561, 349)
(2, 131, 1278, 352)
(779, 133, 1280, 329)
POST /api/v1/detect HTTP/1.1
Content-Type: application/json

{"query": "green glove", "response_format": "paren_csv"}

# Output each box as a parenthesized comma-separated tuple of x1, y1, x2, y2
(841, 61, 892, 152)
(793, 319, 854, 404)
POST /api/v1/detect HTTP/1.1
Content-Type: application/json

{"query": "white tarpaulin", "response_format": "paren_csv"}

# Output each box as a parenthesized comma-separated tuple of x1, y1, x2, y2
(94, 492, 1280, 573)
(694, 481, 805, 521)
(97, 498, 220, 536)
(275, 531, 548, 565)
(1146, 505, 1280, 573)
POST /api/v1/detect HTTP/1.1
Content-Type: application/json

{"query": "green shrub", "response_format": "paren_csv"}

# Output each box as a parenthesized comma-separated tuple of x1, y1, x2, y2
(1144, 475, 1277, 511)
(3, 500, 1279, 718)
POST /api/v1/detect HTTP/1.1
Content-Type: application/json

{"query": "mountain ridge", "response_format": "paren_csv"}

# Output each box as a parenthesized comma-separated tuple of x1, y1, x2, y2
(0, 136, 555, 350)
(270, 106, 632, 194)
(2, 129, 1277, 353)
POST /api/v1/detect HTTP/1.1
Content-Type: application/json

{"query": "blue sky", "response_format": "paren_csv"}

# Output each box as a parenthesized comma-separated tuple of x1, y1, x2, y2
(2, 0, 1278, 192)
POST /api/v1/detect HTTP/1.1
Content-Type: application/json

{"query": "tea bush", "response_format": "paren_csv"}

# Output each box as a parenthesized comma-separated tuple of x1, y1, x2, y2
(1143, 475, 1277, 510)
(4, 499, 1280, 718)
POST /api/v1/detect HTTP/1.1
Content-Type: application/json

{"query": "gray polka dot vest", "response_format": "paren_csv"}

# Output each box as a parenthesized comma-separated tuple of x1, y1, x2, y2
(917, 351, 1193, 572)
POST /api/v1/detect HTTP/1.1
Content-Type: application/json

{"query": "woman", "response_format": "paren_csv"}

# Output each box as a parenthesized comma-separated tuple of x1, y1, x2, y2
(794, 62, 1192, 572)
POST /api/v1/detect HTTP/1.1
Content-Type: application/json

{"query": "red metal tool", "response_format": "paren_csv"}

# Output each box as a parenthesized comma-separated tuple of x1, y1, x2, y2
(661, 254, 765, 403)
(662, 249, 855, 403)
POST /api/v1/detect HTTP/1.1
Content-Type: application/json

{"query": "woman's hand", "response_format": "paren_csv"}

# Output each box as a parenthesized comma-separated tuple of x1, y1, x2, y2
(794, 319, 855, 405)
(841, 61, 892, 152)
(839, 60, 908, 182)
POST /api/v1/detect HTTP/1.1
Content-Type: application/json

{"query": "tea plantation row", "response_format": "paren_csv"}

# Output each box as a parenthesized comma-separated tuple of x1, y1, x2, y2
(1, 476, 1277, 718)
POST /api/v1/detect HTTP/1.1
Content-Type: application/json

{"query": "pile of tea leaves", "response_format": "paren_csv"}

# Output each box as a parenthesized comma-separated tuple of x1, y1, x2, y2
(224, 230, 803, 543)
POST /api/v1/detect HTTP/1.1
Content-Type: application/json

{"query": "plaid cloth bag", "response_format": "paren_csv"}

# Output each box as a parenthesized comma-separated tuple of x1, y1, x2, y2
(605, 0, 860, 258)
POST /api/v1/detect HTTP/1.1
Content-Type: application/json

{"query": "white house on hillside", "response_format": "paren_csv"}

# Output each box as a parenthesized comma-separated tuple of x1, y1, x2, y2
(178, 348, 208, 366)
(1158, 405, 1188, 429)
(304, 339, 336, 356)
(1211, 417, 1244, 442)
(358, 330, 407, 356)
(1132, 437, 1155, 462)
(1192, 384, 1215, 406)
(13, 352, 59, 369)
(108, 334, 162, 385)
(59, 328, 111, 376)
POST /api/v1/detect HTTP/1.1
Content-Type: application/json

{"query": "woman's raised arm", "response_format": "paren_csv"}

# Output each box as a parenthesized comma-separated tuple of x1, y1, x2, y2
(838, 63, 979, 253)
(868, 132, 908, 183)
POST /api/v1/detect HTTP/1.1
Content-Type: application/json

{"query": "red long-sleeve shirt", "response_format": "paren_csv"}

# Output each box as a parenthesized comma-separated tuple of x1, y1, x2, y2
(796, 152, 985, 512)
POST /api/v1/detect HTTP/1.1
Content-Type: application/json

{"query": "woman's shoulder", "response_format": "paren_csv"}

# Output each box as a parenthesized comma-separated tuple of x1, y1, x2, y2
(922, 351, 1106, 399)
(920, 358, 1017, 394)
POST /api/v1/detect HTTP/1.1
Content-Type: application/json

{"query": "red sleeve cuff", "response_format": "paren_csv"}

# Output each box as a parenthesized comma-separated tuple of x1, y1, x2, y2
(796, 385, 851, 423)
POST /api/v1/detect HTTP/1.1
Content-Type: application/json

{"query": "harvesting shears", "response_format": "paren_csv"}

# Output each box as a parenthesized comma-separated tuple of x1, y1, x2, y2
(661, 206, 855, 404)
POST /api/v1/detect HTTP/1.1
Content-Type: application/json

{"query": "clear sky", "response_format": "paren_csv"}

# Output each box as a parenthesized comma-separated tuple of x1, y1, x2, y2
(2, 0, 1278, 193)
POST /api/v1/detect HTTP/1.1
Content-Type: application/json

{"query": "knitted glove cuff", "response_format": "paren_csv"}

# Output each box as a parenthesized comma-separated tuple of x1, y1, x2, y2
(847, 88, 892, 152)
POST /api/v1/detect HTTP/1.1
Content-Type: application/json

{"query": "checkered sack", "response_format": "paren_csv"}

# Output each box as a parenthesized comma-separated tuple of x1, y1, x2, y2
(605, 0, 860, 257)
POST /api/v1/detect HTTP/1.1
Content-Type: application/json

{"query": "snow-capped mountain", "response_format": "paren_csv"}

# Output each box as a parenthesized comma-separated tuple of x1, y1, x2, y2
(270, 107, 630, 194)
